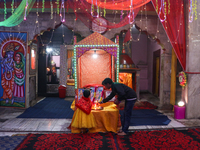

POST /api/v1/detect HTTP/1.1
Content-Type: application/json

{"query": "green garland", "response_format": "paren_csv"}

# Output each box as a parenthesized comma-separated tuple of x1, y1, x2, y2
(179, 71, 187, 87)
(0, 0, 35, 27)
(4, 0, 7, 20)
(11, 0, 14, 14)
(42, 0, 45, 13)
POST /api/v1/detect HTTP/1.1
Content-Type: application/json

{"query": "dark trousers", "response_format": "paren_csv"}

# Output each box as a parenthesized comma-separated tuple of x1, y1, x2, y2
(121, 100, 136, 133)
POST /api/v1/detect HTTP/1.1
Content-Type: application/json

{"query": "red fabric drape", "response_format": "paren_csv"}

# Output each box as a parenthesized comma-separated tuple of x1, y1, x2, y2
(68, 0, 140, 30)
(151, 0, 186, 70)
(85, 0, 151, 10)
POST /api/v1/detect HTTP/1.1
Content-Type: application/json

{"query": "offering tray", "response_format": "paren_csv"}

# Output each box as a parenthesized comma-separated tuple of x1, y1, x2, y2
(92, 103, 103, 110)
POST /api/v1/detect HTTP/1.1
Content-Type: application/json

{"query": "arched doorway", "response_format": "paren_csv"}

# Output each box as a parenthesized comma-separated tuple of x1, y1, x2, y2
(37, 23, 74, 97)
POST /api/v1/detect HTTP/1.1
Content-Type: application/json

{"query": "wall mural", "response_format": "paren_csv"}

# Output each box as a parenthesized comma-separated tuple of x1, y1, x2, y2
(0, 31, 27, 108)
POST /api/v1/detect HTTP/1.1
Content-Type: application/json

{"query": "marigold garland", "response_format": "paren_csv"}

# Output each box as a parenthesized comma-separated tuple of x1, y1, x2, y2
(179, 71, 187, 87)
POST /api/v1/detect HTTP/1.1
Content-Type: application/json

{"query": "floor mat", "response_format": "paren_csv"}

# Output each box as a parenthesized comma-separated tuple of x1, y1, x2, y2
(120, 109, 171, 126)
(17, 97, 73, 119)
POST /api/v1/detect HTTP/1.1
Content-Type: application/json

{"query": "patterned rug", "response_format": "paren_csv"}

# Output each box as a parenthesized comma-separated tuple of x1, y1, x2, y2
(15, 128, 200, 150)
(0, 136, 26, 150)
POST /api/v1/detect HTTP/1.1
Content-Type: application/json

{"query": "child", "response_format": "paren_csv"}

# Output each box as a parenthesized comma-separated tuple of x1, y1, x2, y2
(71, 89, 96, 133)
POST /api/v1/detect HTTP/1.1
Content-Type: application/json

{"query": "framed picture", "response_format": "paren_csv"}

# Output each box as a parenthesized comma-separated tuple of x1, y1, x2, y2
(104, 90, 116, 102)
(90, 87, 95, 101)
(29, 43, 37, 75)
(96, 86, 104, 102)
(0, 31, 27, 108)
(78, 88, 84, 100)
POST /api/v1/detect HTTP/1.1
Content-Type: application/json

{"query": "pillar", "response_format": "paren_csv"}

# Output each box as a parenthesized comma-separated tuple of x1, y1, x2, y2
(185, 1, 200, 118)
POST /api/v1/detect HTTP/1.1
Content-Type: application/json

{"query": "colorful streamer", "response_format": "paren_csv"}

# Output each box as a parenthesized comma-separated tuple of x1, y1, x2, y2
(99, 90, 104, 102)
(4, 0, 7, 20)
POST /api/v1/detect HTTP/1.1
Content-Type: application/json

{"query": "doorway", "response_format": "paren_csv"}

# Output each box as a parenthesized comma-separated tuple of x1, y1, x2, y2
(152, 49, 160, 96)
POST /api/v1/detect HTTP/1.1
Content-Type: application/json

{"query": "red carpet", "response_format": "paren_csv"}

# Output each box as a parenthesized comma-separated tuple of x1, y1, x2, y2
(15, 128, 200, 150)
(133, 101, 158, 110)
(119, 101, 158, 110)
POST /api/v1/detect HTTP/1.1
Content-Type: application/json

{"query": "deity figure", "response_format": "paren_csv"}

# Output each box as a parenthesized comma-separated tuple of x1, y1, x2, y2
(1, 44, 15, 103)
(12, 52, 25, 102)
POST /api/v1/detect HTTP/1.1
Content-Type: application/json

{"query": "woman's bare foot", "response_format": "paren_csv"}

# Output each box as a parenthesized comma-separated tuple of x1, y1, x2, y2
(117, 131, 127, 136)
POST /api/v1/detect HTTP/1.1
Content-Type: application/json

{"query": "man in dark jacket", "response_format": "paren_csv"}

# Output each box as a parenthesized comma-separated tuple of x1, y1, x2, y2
(101, 78, 137, 135)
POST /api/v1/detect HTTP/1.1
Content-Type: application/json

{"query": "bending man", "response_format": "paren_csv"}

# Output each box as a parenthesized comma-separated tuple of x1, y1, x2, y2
(101, 78, 137, 136)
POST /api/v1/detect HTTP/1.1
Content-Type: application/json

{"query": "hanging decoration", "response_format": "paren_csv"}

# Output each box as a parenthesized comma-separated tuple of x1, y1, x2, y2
(4, 0, 7, 20)
(91, 0, 99, 17)
(128, 0, 135, 24)
(24, 0, 28, 20)
(86, 0, 151, 10)
(167, 0, 170, 14)
(103, 0, 106, 17)
(57, 0, 60, 14)
(67, 0, 140, 31)
(189, 0, 193, 22)
(158, 0, 166, 22)
(60, 0, 65, 22)
(120, 0, 123, 20)
(11, 0, 15, 14)
(155, 0, 158, 12)
(42, 0, 45, 12)
(50, 0, 53, 19)
(193, 0, 198, 20)
(179, 72, 187, 87)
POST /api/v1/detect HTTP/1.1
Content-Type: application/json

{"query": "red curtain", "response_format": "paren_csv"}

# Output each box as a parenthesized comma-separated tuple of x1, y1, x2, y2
(78, 50, 111, 88)
(151, 0, 186, 71)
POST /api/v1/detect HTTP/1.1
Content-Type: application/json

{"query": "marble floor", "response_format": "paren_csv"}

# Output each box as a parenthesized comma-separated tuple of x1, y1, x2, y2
(0, 93, 200, 137)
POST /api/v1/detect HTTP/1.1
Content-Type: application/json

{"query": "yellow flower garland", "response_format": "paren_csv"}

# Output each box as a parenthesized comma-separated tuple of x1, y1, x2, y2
(179, 71, 187, 87)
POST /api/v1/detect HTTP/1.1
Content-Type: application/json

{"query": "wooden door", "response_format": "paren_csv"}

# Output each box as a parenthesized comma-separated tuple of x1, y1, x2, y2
(152, 49, 160, 96)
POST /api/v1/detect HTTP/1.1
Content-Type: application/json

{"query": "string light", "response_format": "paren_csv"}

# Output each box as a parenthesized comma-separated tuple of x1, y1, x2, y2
(145, 4, 147, 31)
(60, 0, 65, 22)
(36, 6, 56, 47)
(73, 44, 119, 89)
